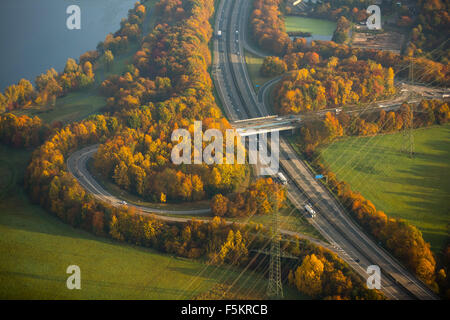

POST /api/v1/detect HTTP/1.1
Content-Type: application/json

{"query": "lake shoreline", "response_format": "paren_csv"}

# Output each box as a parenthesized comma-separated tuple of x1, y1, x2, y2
(0, 0, 137, 91)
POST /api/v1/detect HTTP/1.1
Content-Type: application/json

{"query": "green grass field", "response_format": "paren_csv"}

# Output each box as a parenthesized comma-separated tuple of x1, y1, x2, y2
(0, 145, 306, 299)
(244, 50, 274, 92)
(284, 16, 336, 36)
(14, 90, 106, 124)
(320, 125, 450, 253)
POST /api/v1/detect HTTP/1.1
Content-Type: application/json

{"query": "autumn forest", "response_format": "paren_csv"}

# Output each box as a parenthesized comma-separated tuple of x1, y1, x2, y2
(0, 0, 449, 301)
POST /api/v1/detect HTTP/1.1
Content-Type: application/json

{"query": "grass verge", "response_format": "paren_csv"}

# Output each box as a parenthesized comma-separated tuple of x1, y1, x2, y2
(244, 50, 273, 92)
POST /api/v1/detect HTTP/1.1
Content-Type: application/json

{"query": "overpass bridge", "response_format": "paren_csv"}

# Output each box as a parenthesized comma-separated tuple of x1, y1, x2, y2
(232, 90, 450, 137)
(233, 115, 302, 136)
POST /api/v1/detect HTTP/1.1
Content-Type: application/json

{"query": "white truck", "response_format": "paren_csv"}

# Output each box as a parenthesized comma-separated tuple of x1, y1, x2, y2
(277, 172, 288, 185)
(217, 30, 222, 38)
(304, 203, 317, 218)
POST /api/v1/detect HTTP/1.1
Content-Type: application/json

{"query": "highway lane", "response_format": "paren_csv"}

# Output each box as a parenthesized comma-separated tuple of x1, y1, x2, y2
(235, 0, 270, 59)
(213, 0, 242, 120)
(214, 0, 438, 300)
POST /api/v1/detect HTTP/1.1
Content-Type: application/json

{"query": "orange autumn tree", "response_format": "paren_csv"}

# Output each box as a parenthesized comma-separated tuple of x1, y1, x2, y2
(211, 178, 286, 218)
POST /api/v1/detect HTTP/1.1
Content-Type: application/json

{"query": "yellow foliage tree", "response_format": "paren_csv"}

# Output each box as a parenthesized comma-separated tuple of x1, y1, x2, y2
(293, 254, 324, 297)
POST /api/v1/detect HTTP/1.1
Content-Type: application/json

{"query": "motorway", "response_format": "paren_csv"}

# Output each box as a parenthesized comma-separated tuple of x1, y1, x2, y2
(212, 0, 438, 300)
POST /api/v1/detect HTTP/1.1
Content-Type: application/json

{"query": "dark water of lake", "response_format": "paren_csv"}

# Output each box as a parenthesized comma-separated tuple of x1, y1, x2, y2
(0, 0, 137, 90)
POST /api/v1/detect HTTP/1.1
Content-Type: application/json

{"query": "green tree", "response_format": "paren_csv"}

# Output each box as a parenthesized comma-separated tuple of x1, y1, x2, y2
(102, 50, 115, 71)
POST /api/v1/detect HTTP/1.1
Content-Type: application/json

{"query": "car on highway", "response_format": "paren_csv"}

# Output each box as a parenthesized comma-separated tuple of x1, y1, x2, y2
(120, 200, 127, 206)
(277, 172, 288, 185)
(304, 203, 317, 218)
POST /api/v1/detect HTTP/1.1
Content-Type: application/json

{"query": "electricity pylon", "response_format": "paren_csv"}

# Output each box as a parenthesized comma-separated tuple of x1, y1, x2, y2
(267, 194, 283, 299)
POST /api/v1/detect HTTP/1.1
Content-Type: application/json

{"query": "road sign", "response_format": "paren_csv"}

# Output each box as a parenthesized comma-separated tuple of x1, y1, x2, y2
(255, 84, 260, 88)
(315, 174, 324, 179)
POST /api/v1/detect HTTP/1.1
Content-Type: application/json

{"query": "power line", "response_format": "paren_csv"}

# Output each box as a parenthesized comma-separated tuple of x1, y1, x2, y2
(267, 193, 283, 299)
(403, 55, 415, 158)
